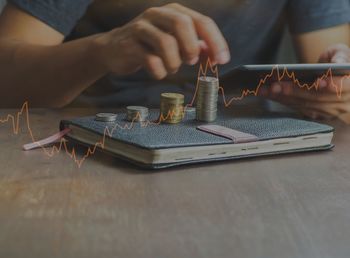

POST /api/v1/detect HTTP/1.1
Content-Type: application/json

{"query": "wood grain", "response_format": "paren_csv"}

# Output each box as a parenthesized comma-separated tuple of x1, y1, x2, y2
(0, 108, 350, 258)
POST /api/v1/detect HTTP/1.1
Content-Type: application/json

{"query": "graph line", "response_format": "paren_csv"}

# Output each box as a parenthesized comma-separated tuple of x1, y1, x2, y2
(0, 59, 348, 168)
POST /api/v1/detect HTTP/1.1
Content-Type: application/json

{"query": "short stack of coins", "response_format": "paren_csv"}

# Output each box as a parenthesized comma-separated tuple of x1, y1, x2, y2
(196, 76, 219, 122)
(95, 113, 117, 122)
(160, 93, 185, 124)
(126, 106, 149, 122)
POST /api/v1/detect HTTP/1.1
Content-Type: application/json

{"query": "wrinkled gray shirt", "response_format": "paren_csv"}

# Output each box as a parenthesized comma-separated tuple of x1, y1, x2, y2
(9, 0, 350, 107)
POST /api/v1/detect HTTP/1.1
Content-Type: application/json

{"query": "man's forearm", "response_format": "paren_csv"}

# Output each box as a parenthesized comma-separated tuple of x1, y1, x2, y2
(293, 24, 350, 63)
(0, 35, 108, 108)
(0, 2, 233, 108)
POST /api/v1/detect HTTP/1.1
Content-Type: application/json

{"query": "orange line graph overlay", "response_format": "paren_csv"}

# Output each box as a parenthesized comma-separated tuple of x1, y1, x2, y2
(1, 59, 349, 168)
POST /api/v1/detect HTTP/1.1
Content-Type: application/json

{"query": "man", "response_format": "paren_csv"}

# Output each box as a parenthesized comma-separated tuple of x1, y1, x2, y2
(0, 0, 349, 120)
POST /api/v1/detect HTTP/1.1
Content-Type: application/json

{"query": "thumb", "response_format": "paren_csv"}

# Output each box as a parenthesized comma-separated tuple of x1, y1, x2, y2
(331, 50, 350, 63)
(318, 43, 350, 63)
(318, 50, 331, 63)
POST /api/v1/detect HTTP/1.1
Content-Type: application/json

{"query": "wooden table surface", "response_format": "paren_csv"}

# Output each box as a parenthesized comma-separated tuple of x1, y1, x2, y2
(0, 107, 350, 258)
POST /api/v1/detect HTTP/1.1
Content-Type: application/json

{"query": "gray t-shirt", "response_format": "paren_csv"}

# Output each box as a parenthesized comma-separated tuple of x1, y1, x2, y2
(8, 0, 350, 107)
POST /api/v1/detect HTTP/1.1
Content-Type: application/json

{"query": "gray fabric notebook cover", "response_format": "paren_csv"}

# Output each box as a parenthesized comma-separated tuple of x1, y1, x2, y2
(60, 111, 334, 169)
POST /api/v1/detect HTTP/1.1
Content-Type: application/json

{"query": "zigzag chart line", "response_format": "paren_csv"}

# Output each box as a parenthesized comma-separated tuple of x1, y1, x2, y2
(0, 59, 349, 168)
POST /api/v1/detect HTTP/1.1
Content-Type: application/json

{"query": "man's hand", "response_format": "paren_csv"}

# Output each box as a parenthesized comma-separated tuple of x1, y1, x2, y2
(0, 3, 230, 107)
(260, 44, 350, 122)
(92, 3, 230, 80)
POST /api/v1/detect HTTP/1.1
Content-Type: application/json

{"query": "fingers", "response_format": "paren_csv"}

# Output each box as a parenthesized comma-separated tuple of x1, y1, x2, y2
(164, 3, 230, 64)
(143, 54, 168, 80)
(260, 76, 350, 102)
(323, 76, 350, 96)
(331, 48, 350, 63)
(261, 42, 350, 120)
(317, 43, 350, 102)
(318, 43, 350, 63)
(144, 7, 200, 65)
(308, 76, 350, 97)
(264, 91, 341, 119)
(133, 20, 181, 73)
(259, 79, 350, 120)
(125, 3, 230, 80)
(115, 36, 168, 79)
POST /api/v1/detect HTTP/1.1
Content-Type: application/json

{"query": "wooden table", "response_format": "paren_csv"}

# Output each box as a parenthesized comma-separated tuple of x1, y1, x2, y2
(0, 107, 350, 258)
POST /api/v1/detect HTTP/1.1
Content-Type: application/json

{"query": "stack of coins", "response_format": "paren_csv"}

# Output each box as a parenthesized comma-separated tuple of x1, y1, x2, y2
(185, 107, 196, 114)
(160, 93, 185, 124)
(126, 106, 149, 122)
(196, 76, 219, 122)
(95, 113, 117, 122)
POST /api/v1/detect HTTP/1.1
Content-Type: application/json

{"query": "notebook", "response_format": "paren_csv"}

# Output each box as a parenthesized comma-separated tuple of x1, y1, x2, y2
(60, 110, 334, 169)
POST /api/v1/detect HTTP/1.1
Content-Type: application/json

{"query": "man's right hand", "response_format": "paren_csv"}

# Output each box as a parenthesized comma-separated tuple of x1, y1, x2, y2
(0, 2, 230, 107)
(93, 3, 231, 80)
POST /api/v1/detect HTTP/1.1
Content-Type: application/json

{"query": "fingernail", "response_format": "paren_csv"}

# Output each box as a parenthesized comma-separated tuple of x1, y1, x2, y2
(215, 50, 230, 64)
(319, 79, 327, 89)
(199, 40, 208, 51)
(272, 83, 282, 94)
(188, 56, 199, 65)
(333, 55, 348, 63)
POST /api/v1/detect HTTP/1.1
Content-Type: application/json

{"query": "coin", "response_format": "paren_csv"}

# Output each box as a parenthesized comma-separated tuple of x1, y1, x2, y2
(196, 76, 219, 122)
(160, 93, 185, 124)
(95, 113, 117, 122)
(126, 106, 149, 122)
(161, 93, 184, 103)
(185, 107, 196, 113)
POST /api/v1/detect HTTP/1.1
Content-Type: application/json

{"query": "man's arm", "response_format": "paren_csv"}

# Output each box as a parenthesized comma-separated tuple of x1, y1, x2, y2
(0, 4, 108, 108)
(292, 24, 350, 63)
(0, 3, 230, 108)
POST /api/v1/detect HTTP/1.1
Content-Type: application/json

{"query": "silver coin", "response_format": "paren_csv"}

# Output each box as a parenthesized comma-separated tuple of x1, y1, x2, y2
(95, 113, 117, 122)
(127, 106, 149, 114)
(127, 106, 148, 111)
(126, 106, 149, 122)
(199, 76, 219, 83)
(185, 107, 196, 113)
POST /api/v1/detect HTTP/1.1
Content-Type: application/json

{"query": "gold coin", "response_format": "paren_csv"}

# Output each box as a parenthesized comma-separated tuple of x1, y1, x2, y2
(161, 105, 184, 115)
(161, 93, 184, 104)
(161, 93, 184, 100)
(162, 119, 182, 124)
(160, 92, 185, 124)
(160, 105, 184, 112)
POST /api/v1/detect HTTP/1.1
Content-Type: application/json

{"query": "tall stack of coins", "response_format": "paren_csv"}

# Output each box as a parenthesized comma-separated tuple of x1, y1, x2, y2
(126, 106, 149, 122)
(160, 93, 185, 124)
(196, 76, 219, 122)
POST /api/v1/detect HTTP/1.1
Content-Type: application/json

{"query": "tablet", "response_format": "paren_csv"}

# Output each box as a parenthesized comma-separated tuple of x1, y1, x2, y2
(223, 63, 350, 85)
